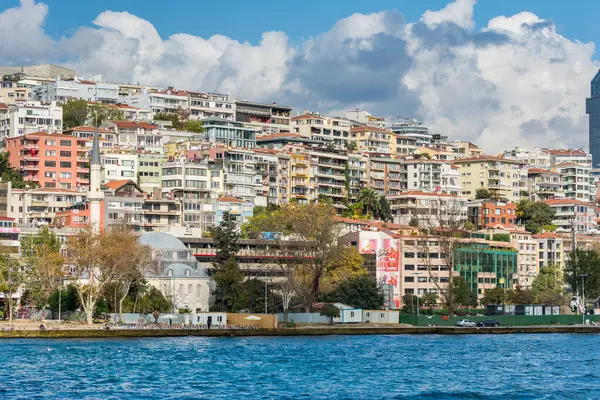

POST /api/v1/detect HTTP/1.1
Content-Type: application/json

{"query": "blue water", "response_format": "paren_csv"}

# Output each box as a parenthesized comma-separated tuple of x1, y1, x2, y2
(0, 334, 599, 399)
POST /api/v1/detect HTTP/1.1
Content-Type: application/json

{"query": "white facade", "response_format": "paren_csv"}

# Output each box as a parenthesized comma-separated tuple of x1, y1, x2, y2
(125, 90, 188, 114)
(545, 149, 592, 167)
(0, 101, 62, 141)
(188, 92, 235, 121)
(403, 160, 461, 195)
(33, 79, 120, 104)
(504, 148, 552, 169)
(101, 152, 139, 183)
(552, 163, 595, 202)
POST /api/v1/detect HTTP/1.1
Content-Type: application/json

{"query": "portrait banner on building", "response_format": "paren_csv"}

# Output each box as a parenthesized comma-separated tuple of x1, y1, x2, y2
(376, 238, 400, 309)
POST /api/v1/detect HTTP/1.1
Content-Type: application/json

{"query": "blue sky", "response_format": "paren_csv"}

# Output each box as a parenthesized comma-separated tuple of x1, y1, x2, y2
(4, 0, 599, 57)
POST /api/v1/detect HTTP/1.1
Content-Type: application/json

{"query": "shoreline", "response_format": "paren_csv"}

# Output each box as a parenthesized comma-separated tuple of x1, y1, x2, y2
(1, 325, 600, 338)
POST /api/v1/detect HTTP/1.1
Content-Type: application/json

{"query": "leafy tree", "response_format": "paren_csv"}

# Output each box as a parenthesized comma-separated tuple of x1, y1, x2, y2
(317, 194, 333, 205)
(463, 221, 475, 230)
(345, 141, 358, 152)
(184, 120, 204, 133)
(0, 152, 37, 189)
(480, 287, 506, 306)
(532, 263, 562, 299)
(535, 290, 567, 306)
(564, 248, 600, 300)
(451, 277, 476, 307)
(0, 250, 24, 325)
(325, 275, 383, 310)
(475, 188, 492, 199)
(349, 202, 364, 219)
(210, 212, 240, 266)
(516, 200, 555, 234)
(320, 304, 340, 324)
(358, 188, 380, 218)
(491, 234, 510, 243)
(155, 111, 191, 131)
(137, 287, 172, 322)
(401, 293, 419, 314)
(89, 103, 124, 127)
(211, 257, 244, 312)
(235, 279, 282, 314)
(321, 246, 366, 292)
(62, 99, 88, 129)
(508, 286, 535, 304)
(377, 196, 392, 222)
(420, 292, 439, 307)
(409, 216, 419, 227)
(48, 284, 79, 313)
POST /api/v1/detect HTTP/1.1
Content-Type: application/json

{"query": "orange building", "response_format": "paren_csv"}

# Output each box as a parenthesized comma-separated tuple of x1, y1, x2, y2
(5, 132, 89, 190)
(467, 200, 517, 229)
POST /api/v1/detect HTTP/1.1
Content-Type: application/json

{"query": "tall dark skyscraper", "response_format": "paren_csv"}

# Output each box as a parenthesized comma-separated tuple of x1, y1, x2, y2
(587, 70, 600, 168)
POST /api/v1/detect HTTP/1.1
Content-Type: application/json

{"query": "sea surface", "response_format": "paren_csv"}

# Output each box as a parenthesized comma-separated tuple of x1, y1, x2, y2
(0, 334, 599, 399)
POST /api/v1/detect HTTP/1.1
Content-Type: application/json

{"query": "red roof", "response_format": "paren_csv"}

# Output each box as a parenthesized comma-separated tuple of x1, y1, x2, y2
(155, 90, 188, 97)
(351, 126, 392, 134)
(553, 162, 589, 168)
(528, 168, 560, 175)
(0, 103, 8, 110)
(292, 113, 324, 121)
(217, 196, 244, 203)
(453, 155, 525, 164)
(0, 216, 14, 221)
(335, 216, 370, 225)
(103, 179, 135, 190)
(387, 190, 460, 198)
(544, 198, 593, 206)
(112, 121, 157, 130)
(256, 132, 302, 140)
(532, 232, 562, 239)
(5, 132, 89, 141)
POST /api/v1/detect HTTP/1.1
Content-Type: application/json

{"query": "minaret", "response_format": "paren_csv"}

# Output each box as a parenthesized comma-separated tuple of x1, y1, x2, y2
(88, 126, 104, 233)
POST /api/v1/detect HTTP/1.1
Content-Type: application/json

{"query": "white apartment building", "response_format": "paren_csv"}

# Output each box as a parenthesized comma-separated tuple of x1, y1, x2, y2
(209, 147, 258, 202)
(389, 119, 432, 147)
(0, 101, 62, 141)
(291, 112, 351, 148)
(8, 188, 85, 224)
(509, 231, 539, 289)
(111, 103, 153, 122)
(101, 151, 138, 183)
(545, 149, 592, 167)
(125, 89, 188, 114)
(64, 126, 117, 148)
(387, 191, 468, 227)
(345, 109, 386, 129)
(533, 232, 564, 272)
(403, 160, 461, 195)
(188, 92, 235, 121)
(0, 79, 32, 104)
(33, 78, 120, 104)
(504, 147, 552, 169)
(235, 100, 293, 135)
(544, 198, 597, 234)
(107, 120, 162, 152)
(552, 163, 595, 201)
(527, 168, 564, 201)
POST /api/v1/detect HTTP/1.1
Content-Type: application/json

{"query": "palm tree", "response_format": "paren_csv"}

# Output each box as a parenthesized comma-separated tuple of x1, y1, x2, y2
(357, 188, 380, 218)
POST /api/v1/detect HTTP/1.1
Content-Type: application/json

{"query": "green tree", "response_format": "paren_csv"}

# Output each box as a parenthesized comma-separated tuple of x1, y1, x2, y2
(48, 284, 80, 313)
(326, 275, 384, 310)
(491, 234, 510, 243)
(401, 293, 419, 314)
(377, 196, 392, 222)
(420, 292, 439, 307)
(480, 287, 506, 306)
(210, 212, 240, 266)
(235, 279, 282, 314)
(357, 188, 380, 218)
(475, 188, 492, 199)
(345, 141, 358, 152)
(137, 287, 172, 322)
(320, 303, 340, 324)
(184, 120, 204, 133)
(516, 200, 555, 234)
(317, 194, 333, 205)
(508, 286, 535, 304)
(211, 256, 244, 312)
(564, 248, 600, 300)
(62, 98, 89, 129)
(451, 277, 475, 307)
(532, 263, 562, 298)
(89, 103, 124, 127)
(0, 152, 37, 189)
(0, 251, 24, 325)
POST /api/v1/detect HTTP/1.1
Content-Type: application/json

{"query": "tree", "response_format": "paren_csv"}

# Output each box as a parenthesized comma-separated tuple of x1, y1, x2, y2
(401, 293, 419, 314)
(88, 103, 124, 127)
(326, 275, 384, 310)
(320, 303, 340, 324)
(475, 188, 492, 199)
(317, 194, 333, 205)
(564, 248, 600, 300)
(508, 286, 535, 304)
(210, 212, 239, 266)
(321, 246, 366, 292)
(516, 200, 555, 234)
(345, 141, 358, 152)
(48, 284, 79, 313)
(357, 188, 380, 218)
(376, 196, 392, 222)
(0, 250, 23, 325)
(211, 256, 244, 312)
(420, 292, 439, 307)
(491, 234, 510, 243)
(450, 276, 476, 307)
(184, 120, 204, 133)
(62, 99, 89, 129)
(20, 227, 64, 319)
(235, 279, 282, 314)
(480, 287, 506, 305)
(137, 287, 172, 322)
(0, 151, 37, 189)
(532, 263, 562, 298)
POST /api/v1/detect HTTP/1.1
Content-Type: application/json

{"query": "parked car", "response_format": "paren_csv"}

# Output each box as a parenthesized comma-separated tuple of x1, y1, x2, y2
(456, 319, 477, 327)
(477, 320, 500, 327)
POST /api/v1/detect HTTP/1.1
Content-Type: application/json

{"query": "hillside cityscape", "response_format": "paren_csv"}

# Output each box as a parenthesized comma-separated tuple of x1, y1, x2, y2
(0, 62, 599, 325)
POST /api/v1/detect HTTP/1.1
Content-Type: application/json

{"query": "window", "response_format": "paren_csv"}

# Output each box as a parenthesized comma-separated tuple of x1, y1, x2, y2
(59, 172, 72, 179)
(404, 252, 415, 258)
(404, 277, 414, 282)
(59, 151, 71, 157)
(121, 171, 134, 177)
(405, 289, 414, 294)
(44, 161, 56, 167)
(59, 161, 71, 168)
(59, 140, 72, 146)
(418, 277, 427, 283)
(404, 264, 415, 271)
(44, 150, 56, 157)
(45, 140, 56, 146)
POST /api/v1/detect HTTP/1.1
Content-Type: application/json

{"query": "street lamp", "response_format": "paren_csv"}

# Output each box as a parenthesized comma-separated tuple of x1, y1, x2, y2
(577, 273, 588, 324)
(414, 272, 422, 316)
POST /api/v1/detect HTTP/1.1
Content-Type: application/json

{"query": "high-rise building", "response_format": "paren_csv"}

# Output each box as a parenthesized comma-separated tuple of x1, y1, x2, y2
(586, 69, 600, 168)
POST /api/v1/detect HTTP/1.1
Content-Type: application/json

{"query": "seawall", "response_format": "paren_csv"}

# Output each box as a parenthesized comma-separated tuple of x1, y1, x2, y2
(1, 325, 600, 339)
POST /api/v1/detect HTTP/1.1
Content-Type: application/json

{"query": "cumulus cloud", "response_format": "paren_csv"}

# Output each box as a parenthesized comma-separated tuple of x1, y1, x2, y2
(0, 0, 598, 151)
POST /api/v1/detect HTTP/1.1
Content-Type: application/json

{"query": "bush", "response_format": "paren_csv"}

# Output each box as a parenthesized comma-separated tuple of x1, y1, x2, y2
(282, 319, 297, 328)
(433, 309, 449, 316)
(455, 309, 467, 316)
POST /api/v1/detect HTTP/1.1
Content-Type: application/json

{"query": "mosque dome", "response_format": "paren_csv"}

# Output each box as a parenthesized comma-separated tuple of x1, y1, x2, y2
(139, 232, 188, 251)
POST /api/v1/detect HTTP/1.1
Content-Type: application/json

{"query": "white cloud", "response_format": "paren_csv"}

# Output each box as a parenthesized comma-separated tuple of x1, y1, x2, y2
(0, 0, 598, 152)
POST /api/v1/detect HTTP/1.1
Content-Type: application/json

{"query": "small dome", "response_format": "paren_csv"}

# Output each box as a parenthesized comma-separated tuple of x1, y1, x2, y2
(139, 232, 187, 251)
(163, 263, 204, 278)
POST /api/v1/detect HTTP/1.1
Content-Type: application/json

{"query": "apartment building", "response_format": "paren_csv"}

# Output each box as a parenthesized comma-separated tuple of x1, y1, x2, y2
(291, 113, 351, 148)
(533, 232, 564, 272)
(215, 196, 253, 225)
(0, 180, 10, 218)
(207, 147, 257, 203)
(188, 91, 235, 121)
(504, 147, 552, 168)
(138, 153, 165, 194)
(389, 119, 431, 146)
(107, 120, 162, 152)
(254, 149, 290, 206)
(453, 156, 526, 201)
(403, 160, 461, 195)
(8, 187, 85, 224)
(527, 168, 564, 201)
(551, 163, 595, 201)
(453, 141, 484, 159)
(140, 197, 181, 231)
(309, 149, 347, 208)
(345, 109, 386, 129)
(544, 198, 597, 234)
(509, 231, 539, 289)
(255, 132, 320, 150)
(415, 146, 455, 161)
(289, 150, 312, 204)
(0, 80, 31, 104)
(194, 117, 257, 148)
(101, 149, 138, 184)
(0, 101, 62, 141)
(365, 155, 404, 197)
(347, 153, 367, 200)
(387, 191, 467, 227)
(32, 79, 120, 104)
(0, 217, 21, 254)
(349, 126, 396, 154)
(467, 200, 517, 229)
(102, 180, 145, 229)
(125, 89, 188, 114)
(235, 100, 293, 135)
(5, 132, 89, 190)
(63, 126, 116, 148)
(545, 149, 592, 166)
(110, 103, 153, 122)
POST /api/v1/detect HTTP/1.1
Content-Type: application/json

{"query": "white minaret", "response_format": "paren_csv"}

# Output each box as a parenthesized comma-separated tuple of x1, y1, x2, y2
(88, 127, 103, 233)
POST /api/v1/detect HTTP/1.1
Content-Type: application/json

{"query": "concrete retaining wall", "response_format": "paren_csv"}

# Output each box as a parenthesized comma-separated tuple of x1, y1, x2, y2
(400, 314, 600, 326)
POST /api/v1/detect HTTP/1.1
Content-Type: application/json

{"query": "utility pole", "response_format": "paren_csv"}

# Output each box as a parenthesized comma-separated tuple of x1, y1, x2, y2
(578, 274, 588, 324)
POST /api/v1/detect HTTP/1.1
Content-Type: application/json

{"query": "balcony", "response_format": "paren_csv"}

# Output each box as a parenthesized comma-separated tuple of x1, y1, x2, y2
(21, 165, 39, 171)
